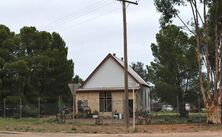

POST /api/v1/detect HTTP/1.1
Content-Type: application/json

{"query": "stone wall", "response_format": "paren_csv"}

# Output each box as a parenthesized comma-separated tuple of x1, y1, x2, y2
(76, 91, 99, 113)
(76, 90, 140, 116)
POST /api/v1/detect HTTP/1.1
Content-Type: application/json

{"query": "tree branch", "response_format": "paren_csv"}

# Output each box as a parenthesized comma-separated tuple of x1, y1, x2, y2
(176, 14, 196, 35)
(191, 0, 204, 25)
(189, 0, 197, 26)
(190, 0, 208, 105)
(219, 32, 222, 101)
(213, 0, 219, 103)
(202, 0, 211, 102)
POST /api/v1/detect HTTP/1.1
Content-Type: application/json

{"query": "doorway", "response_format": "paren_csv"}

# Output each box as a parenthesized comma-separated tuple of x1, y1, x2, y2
(128, 99, 133, 117)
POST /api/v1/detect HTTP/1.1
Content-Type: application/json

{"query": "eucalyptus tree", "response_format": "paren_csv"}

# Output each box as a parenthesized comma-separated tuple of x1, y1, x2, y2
(154, 0, 222, 123)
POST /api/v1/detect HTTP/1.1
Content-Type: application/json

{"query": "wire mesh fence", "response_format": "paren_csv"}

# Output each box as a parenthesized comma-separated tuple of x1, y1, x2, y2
(0, 96, 72, 118)
(0, 96, 184, 118)
(0, 97, 145, 125)
(0, 94, 205, 127)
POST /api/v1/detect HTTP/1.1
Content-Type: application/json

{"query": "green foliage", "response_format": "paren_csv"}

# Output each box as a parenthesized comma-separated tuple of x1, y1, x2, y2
(72, 75, 83, 84)
(147, 25, 198, 116)
(0, 24, 74, 105)
(154, 0, 185, 27)
(205, 1, 222, 71)
(151, 112, 206, 124)
(154, 0, 222, 108)
(130, 62, 148, 82)
(22, 104, 38, 117)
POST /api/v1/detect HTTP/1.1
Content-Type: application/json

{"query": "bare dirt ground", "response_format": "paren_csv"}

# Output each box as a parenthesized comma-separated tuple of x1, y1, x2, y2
(0, 131, 222, 137)
(1, 116, 222, 136)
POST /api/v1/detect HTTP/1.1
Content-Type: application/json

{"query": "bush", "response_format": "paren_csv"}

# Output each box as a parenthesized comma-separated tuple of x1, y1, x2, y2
(22, 104, 38, 117)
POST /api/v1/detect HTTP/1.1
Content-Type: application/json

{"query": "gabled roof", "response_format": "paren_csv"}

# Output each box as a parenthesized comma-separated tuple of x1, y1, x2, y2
(80, 53, 149, 89)
(112, 55, 149, 87)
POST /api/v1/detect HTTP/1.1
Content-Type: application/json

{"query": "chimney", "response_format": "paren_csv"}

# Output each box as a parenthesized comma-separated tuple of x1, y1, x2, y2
(121, 57, 124, 61)
(113, 53, 116, 56)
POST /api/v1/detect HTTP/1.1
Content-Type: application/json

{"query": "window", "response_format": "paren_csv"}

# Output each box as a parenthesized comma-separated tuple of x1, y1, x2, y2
(99, 92, 112, 112)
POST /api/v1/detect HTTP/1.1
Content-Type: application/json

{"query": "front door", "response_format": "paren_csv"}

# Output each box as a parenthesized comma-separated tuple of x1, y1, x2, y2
(128, 100, 133, 117)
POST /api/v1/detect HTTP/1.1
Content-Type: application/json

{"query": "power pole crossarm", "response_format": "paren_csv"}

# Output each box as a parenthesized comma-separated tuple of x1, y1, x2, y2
(117, 0, 138, 5)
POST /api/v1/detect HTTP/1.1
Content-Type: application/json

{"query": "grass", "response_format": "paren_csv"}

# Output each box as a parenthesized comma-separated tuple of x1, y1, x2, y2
(151, 112, 207, 124)
(0, 112, 221, 133)
(0, 117, 66, 132)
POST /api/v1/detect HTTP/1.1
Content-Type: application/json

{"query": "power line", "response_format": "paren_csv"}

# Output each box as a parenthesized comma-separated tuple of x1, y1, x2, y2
(46, 3, 113, 31)
(40, 0, 109, 29)
(43, 3, 112, 30)
(39, 0, 113, 30)
(56, 6, 121, 32)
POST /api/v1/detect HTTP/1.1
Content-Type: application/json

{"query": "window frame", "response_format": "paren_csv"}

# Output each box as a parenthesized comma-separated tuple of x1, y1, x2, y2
(99, 91, 112, 112)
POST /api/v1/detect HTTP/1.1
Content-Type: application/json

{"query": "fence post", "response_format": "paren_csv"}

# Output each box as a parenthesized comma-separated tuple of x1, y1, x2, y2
(151, 94, 153, 112)
(20, 97, 22, 118)
(73, 94, 75, 123)
(177, 95, 179, 115)
(3, 98, 5, 118)
(38, 97, 40, 118)
(58, 96, 61, 113)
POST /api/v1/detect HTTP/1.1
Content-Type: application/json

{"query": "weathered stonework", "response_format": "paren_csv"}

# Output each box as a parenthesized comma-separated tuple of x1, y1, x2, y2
(76, 91, 99, 113)
(76, 90, 140, 117)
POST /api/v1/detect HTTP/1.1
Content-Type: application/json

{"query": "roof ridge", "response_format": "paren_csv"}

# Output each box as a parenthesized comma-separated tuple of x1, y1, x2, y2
(110, 53, 149, 86)
(80, 53, 149, 88)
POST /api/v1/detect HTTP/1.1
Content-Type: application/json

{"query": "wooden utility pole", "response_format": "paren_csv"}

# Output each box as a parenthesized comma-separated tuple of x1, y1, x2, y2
(117, 0, 138, 128)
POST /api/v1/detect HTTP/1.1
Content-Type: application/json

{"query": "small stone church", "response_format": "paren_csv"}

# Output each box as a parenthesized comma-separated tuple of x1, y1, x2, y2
(76, 53, 150, 117)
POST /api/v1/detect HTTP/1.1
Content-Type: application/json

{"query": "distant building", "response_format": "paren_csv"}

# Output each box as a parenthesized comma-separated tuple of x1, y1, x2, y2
(76, 53, 150, 117)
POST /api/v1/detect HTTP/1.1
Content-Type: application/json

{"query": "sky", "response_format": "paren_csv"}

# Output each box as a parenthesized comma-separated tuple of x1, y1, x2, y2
(0, 0, 189, 79)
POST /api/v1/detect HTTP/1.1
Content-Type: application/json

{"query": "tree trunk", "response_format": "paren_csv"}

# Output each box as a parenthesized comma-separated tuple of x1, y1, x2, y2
(179, 102, 188, 118)
(178, 92, 188, 118)
(206, 103, 221, 124)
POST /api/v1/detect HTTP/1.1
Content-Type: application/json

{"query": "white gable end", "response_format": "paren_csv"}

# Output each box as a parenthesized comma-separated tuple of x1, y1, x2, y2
(83, 57, 137, 89)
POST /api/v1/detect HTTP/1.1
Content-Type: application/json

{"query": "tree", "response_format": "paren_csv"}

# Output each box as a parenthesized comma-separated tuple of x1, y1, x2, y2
(154, 0, 222, 123)
(19, 27, 74, 103)
(147, 25, 198, 117)
(0, 25, 74, 106)
(130, 62, 148, 82)
(0, 25, 20, 99)
(72, 75, 83, 84)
